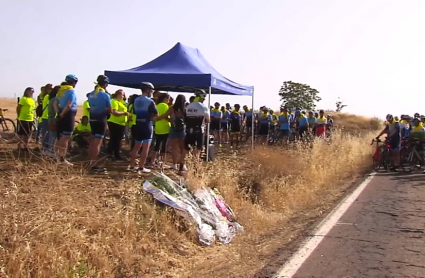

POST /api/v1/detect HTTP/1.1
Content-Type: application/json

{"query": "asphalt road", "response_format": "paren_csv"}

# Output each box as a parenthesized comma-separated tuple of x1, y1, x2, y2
(291, 172, 425, 278)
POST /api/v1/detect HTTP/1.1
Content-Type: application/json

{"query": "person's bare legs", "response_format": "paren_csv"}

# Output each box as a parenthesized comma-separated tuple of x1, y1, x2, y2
(88, 137, 103, 168)
(129, 143, 141, 169)
(169, 139, 178, 165)
(138, 142, 151, 169)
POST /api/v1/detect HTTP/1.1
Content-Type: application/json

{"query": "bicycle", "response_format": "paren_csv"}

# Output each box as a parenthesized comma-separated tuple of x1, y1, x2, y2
(0, 108, 17, 142)
(400, 139, 424, 173)
(371, 138, 391, 172)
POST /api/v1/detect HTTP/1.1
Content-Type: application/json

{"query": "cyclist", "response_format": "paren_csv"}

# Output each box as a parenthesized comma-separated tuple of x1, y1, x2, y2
(278, 106, 292, 143)
(181, 89, 210, 173)
(87, 75, 112, 172)
(400, 115, 410, 139)
(128, 82, 157, 174)
(229, 104, 242, 149)
(315, 110, 327, 137)
(258, 107, 271, 144)
(376, 114, 400, 171)
(210, 102, 222, 145)
(54, 74, 78, 166)
(408, 118, 425, 173)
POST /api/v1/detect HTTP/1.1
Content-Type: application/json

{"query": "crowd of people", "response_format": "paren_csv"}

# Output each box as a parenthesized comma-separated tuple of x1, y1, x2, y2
(209, 105, 334, 146)
(376, 113, 425, 173)
(13, 73, 336, 175)
(15, 74, 213, 174)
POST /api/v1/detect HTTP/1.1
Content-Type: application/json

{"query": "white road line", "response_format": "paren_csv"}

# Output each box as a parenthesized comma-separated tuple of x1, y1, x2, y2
(273, 173, 376, 278)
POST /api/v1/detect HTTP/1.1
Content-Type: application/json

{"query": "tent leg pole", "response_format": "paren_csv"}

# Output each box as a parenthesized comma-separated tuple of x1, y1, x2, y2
(206, 87, 211, 161)
(251, 88, 255, 152)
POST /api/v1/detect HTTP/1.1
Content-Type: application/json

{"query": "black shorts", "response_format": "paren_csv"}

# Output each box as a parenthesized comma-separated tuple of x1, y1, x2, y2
(278, 129, 290, 138)
(258, 124, 269, 136)
(153, 133, 168, 153)
(184, 132, 204, 151)
(133, 122, 153, 144)
(210, 121, 221, 132)
(298, 126, 308, 137)
(17, 120, 33, 136)
(90, 120, 107, 139)
(221, 122, 229, 131)
(56, 111, 76, 137)
(230, 125, 241, 134)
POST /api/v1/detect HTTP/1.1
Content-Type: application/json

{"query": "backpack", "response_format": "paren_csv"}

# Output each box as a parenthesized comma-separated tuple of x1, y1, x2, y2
(36, 103, 48, 118)
(35, 104, 43, 117)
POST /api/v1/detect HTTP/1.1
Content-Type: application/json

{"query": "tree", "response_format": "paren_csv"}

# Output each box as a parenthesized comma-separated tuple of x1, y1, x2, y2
(335, 97, 347, 112)
(278, 81, 321, 111)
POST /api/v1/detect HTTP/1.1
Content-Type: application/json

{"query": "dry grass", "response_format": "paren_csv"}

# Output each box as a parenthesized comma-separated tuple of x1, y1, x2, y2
(0, 97, 378, 277)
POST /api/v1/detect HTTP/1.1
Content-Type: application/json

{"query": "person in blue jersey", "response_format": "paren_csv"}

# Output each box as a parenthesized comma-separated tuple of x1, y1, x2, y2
(229, 104, 242, 149)
(220, 106, 230, 144)
(258, 107, 272, 144)
(128, 82, 158, 174)
(278, 106, 293, 144)
(210, 102, 222, 145)
(53, 74, 78, 166)
(87, 75, 112, 172)
(243, 105, 253, 131)
(297, 111, 309, 139)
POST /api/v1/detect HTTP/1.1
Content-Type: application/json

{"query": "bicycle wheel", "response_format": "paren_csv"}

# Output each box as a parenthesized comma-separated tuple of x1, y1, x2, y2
(0, 118, 17, 142)
(381, 149, 390, 172)
(400, 147, 414, 173)
(372, 157, 381, 171)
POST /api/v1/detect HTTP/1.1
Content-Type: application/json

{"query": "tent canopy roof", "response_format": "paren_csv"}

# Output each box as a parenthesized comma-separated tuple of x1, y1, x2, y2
(104, 42, 253, 96)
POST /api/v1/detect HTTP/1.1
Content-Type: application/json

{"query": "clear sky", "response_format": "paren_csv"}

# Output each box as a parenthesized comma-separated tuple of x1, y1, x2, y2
(1, 0, 424, 117)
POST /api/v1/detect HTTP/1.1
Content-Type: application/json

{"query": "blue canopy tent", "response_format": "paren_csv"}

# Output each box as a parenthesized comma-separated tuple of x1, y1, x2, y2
(105, 42, 255, 153)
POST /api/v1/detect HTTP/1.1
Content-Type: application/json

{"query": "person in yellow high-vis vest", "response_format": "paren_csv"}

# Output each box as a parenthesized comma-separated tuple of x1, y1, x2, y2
(107, 89, 128, 160)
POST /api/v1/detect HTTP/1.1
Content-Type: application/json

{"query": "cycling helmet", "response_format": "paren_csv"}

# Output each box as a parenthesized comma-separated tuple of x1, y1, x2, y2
(140, 82, 154, 90)
(194, 89, 207, 98)
(96, 75, 109, 85)
(394, 116, 399, 121)
(421, 115, 425, 119)
(414, 113, 420, 118)
(386, 114, 393, 121)
(65, 74, 78, 83)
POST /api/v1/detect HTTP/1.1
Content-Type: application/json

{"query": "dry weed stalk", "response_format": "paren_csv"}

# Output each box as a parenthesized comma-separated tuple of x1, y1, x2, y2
(0, 130, 374, 277)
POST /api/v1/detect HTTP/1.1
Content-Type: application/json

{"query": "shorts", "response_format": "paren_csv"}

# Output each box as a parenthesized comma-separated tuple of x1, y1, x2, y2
(153, 133, 168, 153)
(184, 132, 204, 151)
(389, 138, 401, 150)
(133, 123, 153, 144)
(221, 122, 229, 131)
(169, 127, 185, 140)
(298, 126, 308, 137)
(90, 119, 107, 139)
(210, 121, 221, 132)
(258, 124, 269, 136)
(230, 125, 241, 135)
(278, 129, 290, 138)
(315, 126, 326, 137)
(17, 120, 33, 136)
(56, 110, 76, 137)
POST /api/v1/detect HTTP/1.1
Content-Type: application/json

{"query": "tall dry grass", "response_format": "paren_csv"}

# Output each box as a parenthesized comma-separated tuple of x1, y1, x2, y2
(0, 130, 374, 278)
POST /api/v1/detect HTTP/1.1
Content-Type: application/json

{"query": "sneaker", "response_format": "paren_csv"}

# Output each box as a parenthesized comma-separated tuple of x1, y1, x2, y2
(127, 165, 138, 172)
(58, 157, 73, 166)
(138, 167, 151, 174)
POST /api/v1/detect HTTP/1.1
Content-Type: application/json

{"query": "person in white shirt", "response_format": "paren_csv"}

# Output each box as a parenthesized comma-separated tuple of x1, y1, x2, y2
(180, 89, 210, 173)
